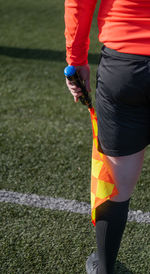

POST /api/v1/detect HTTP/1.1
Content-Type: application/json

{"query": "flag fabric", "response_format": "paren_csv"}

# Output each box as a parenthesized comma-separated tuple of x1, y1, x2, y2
(89, 107, 118, 226)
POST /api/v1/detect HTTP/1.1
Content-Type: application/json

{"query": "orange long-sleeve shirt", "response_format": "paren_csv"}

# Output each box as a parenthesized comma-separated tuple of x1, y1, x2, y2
(64, 0, 150, 66)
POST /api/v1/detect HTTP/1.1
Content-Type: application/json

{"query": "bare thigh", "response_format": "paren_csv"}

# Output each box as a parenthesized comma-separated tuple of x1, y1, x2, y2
(103, 149, 146, 202)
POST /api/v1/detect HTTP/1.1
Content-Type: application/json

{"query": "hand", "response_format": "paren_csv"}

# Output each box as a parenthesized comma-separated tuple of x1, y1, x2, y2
(66, 64, 91, 102)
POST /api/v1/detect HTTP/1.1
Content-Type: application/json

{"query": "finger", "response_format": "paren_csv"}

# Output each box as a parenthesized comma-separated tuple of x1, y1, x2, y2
(74, 96, 79, 103)
(71, 91, 83, 97)
(66, 78, 77, 88)
(66, 82, 81, 92)
(69, 86, 81, 92)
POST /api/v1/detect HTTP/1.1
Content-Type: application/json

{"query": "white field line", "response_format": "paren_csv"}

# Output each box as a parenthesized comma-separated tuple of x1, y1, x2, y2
(0, 189, 150, 224)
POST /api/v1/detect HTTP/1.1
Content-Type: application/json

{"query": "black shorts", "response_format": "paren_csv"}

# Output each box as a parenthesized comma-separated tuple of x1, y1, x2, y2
(96, 46, 150, 156)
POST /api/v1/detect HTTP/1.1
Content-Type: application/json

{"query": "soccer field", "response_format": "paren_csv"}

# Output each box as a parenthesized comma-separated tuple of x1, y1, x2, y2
(0, 0, 149, 273)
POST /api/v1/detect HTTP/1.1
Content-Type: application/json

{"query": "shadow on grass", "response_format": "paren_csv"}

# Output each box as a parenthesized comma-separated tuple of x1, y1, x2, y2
(115, 261, 134, 274)
(0, 46, 99, 65)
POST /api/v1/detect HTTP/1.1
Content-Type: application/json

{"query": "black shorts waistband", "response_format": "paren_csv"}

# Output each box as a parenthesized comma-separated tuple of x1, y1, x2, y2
(101, 45, 150, 61)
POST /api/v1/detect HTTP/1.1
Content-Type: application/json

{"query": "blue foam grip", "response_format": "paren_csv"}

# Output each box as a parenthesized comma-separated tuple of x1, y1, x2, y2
(64, 65, 76, 77)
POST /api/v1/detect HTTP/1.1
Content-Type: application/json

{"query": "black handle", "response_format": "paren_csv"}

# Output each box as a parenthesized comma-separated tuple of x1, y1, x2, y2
(64, 66, 92, 109)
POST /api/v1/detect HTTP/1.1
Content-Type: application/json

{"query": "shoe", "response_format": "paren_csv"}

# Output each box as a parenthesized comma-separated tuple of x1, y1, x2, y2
(86, 252, 100, 274)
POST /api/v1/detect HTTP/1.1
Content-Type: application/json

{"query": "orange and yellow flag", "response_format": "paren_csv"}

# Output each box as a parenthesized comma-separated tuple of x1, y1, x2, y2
(64, 65, 118, 226)
(89, 107, 118, 226)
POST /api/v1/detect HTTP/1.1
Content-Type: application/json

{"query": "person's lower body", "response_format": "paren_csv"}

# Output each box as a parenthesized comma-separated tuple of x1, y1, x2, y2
(86, 46, 150, 274)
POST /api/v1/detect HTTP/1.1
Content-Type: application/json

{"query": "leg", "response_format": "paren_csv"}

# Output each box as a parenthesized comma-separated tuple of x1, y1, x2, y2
(96, 149, 145, 274)
(104, 148, 145, 202)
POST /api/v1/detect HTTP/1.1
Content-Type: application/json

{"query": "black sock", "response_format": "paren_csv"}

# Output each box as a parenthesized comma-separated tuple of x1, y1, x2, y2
(96, 199, 130, 274)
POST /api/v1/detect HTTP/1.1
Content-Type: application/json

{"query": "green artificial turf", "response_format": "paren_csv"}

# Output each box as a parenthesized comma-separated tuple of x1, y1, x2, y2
(0, 203, 149, 274)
